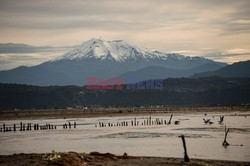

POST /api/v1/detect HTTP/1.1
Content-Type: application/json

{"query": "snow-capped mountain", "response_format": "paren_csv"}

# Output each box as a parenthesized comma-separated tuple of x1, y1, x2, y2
(0, 38, 226, 86)
(51, 38, 208, 64)
(52, 38, 163, 62)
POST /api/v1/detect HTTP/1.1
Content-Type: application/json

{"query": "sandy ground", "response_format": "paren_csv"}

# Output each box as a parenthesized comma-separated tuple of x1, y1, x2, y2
(0, 106, 250, 120)
(0, 151, 250, 166)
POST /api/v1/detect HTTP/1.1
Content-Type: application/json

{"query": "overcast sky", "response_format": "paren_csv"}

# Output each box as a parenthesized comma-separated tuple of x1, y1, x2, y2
(0, 0, 250, 70)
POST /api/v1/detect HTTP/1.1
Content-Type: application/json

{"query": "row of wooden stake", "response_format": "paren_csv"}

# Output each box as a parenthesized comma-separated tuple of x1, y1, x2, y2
(95, 115, 180, 127)
(0, 122, 77, 132)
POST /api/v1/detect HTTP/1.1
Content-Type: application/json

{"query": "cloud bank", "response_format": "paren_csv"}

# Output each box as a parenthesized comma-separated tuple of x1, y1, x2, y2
(0, 0, 250, 69)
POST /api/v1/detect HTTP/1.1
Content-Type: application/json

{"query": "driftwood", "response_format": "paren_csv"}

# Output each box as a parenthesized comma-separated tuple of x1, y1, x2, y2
(218, 116, 224, 124)
(174, 121, 180, 125)
(222, 126, 230, 147)
(203, 118, 210, 124)
(203, 118, 213, 125)
(181, 135, 190, 162)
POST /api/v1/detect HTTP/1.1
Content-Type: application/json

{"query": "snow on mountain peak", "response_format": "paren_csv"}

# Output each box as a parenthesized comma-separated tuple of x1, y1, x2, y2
(51, 38, 200, 62)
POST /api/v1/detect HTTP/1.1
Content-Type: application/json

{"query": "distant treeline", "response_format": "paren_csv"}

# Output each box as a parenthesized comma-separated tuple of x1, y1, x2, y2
(0, 77, 250, 110)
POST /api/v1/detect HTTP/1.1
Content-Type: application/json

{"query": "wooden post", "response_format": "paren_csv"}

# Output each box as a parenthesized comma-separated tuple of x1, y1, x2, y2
(20, 122, 23, 131)
(168, 114, 173, 125)
(14, 124, 16, 131)
(3, 123, 6, 132)
(218, 116, 224, 124)
(68, 122, 71, 129)
(222, 126, 230, 147)
(181, 135, 190, 162)
(74, 122, 76, 128)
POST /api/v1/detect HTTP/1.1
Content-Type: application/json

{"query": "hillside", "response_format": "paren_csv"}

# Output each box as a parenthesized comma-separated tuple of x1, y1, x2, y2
(0, 77, 250, 110)
(192, 60, 250, 78)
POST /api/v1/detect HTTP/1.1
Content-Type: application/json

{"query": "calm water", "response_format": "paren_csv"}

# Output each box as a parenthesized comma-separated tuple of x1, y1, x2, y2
(0, 112, 250, 161)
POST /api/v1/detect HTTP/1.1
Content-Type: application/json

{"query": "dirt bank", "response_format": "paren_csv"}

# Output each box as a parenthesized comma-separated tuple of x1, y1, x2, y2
(0, 151, 249, 166)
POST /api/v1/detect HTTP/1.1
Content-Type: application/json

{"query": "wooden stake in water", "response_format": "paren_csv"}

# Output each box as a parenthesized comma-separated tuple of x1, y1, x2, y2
(3, 123, 5, 132)
(181, 135, 190, 162)
(168, 114, 173, 125)
(20, 122, 23, 131)
(222, 126, 230, 147)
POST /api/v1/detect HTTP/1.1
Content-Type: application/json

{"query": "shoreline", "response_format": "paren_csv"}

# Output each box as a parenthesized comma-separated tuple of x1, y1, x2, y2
(1, 106, 250, 120)
(1, 106, 250, 165)
(0, 151, 249, 166)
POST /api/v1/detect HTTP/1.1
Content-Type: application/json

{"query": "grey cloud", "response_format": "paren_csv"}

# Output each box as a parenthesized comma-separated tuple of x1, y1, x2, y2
(0, 0, 148, 17)
(4, 55, 45, 61)
(1, 0, 249, 31)
(0, 60, 10, 64)
(0, 0, 249, 39)
(0, 43, 75, 54)
(0, 17, 154, 31)
(0, 43, 74, 70)
(204, 51, 250, 59)
(0, 0, 249, 68)
(0, 51, 65, 70)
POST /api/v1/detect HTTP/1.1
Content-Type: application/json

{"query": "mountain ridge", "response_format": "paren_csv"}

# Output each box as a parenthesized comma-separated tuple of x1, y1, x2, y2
(0, 38, 227, 86)
(117, 62, 224, 81)
(191, 60, 250, 78)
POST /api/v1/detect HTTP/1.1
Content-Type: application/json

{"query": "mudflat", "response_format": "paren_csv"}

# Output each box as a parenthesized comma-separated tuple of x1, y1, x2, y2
(0, 106, 249, 120)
